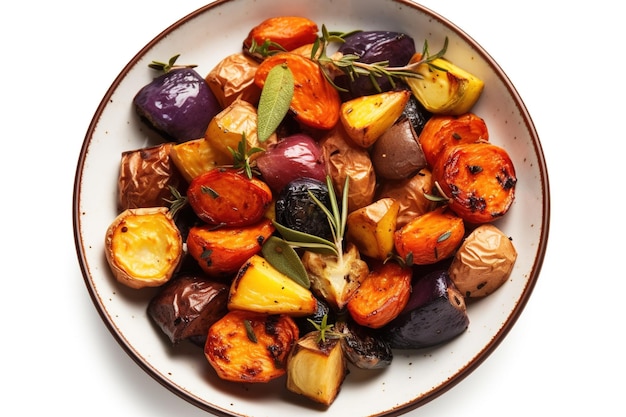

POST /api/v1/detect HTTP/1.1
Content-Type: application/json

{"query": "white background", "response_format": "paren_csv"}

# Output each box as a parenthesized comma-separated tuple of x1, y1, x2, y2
(2, 0, 623, 416)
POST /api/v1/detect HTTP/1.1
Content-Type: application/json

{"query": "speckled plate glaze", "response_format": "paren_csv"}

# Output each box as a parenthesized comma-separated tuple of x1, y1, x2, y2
(73, 0, 550, 415)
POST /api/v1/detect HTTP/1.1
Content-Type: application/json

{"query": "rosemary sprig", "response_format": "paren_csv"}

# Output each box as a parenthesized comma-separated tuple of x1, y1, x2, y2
(228, 133, 264, 179)
(249, 25, 448, 93)
(271, 175, 349, 261)
(315, 27, 449, 93)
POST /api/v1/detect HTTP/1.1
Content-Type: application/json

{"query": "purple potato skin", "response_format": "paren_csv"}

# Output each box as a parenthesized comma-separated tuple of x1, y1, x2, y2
(134, 68, 221, 143)
(381, 270, 469, 349)
(338, 31, 416, 97)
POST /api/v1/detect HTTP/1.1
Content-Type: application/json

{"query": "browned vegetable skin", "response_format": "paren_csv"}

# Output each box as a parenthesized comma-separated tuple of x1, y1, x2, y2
(286, 332, 347, 406)
(376, 168, 438, 228)
(371, 117, 427, 180)
(148, 274, 229, 345)
(205, 310, 299, 383)
(319, 124, 376, 213)
(118, 143, 184, 210)
(104, 207, 183, 289)
(205, 52, 261, 108)
(448, 224, 517, 297)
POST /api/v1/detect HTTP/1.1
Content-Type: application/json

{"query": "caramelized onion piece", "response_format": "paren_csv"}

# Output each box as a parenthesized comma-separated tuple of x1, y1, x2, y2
(448, 224, 517, 297)
(104, 207, 183, 289)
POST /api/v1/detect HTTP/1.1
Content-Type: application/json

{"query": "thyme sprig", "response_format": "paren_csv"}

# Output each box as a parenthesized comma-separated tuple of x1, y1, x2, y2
(164, 185, 188, 218)
(307, 314, 342, 344)
(228, 133, 264, 179)
(148, 54, 197, 73)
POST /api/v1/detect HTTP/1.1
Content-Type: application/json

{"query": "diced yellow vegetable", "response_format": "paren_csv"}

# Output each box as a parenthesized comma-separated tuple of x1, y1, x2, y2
(228, 255, 318, 316)
(286, 332, 347, 406)
(170, 138, 230, 182)
(339, 90, 410, 148)
(404, 54, 484, 115)
(346, 197, 400, 260)
(205, 97, 276, 161)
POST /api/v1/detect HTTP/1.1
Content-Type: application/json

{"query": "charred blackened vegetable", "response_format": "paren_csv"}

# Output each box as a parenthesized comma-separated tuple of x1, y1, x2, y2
(274, 177, 334, 241)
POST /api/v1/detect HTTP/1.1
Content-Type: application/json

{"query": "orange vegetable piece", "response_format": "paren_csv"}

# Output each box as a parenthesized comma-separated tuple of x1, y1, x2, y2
(186, 218, 275, 278)
(205, 310, 299, 383)
(394, 207, 465, 265)
(187, 168, 272, 227)
(433, 142, 516, 224)
(244, 16, 319, 52)
(346, 261, 412, 328)
(419, 112, 489, 168)
(254, 53, 340, 130)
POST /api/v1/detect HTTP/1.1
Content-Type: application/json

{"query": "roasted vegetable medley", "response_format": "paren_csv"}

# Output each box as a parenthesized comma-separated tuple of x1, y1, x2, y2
(103, 16, 518, 407)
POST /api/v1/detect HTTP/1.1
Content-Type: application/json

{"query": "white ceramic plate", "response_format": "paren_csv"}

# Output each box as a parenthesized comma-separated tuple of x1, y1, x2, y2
(73, 0, 550, 415)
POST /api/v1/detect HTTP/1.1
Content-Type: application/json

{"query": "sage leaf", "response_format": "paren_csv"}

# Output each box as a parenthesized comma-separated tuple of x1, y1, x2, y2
(257, 63, 294, 142)
(272, 220, 338, 256)
(261, 236, 310, 288)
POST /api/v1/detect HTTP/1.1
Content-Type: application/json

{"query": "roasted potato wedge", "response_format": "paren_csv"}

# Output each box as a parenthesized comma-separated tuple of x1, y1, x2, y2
(286, 331, 347, 406)
(346, 197, 400, 261)
(104, 207, 183, 289)
(205, 52, 261, 108)
(404, 53, 484, 115)
(170, 138, 230, 182)
(118, 143, 184, 210)
(449, 224, 518, 297)
(339, 90, 410, 148)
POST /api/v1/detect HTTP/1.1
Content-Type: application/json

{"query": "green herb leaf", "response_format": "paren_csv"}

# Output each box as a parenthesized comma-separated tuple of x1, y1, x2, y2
(257, 63, 294, 142)
(243, 319, 257, 343)
(261, 236, 310, 288)
(272, 221, 338, 256)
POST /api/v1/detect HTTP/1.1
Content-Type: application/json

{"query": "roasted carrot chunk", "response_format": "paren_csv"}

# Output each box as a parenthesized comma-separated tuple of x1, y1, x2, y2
(433, 142, 516, 224)
(346, 261, 412, 328)
(394, 207, 465, 265)
(419, 113, 489, 167)
(254, 53, 340, 130)
(243, 16, 319, 52)
(186, 218, 274, 277)
(205, 310, 299, 383)
(187, 168, 272, 227)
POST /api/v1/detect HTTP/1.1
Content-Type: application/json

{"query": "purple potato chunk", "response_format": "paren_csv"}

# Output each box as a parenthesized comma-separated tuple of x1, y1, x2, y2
(337, 31, 416, 97)
(134, 68, 221, 143)
(381, 269, 469, 349)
